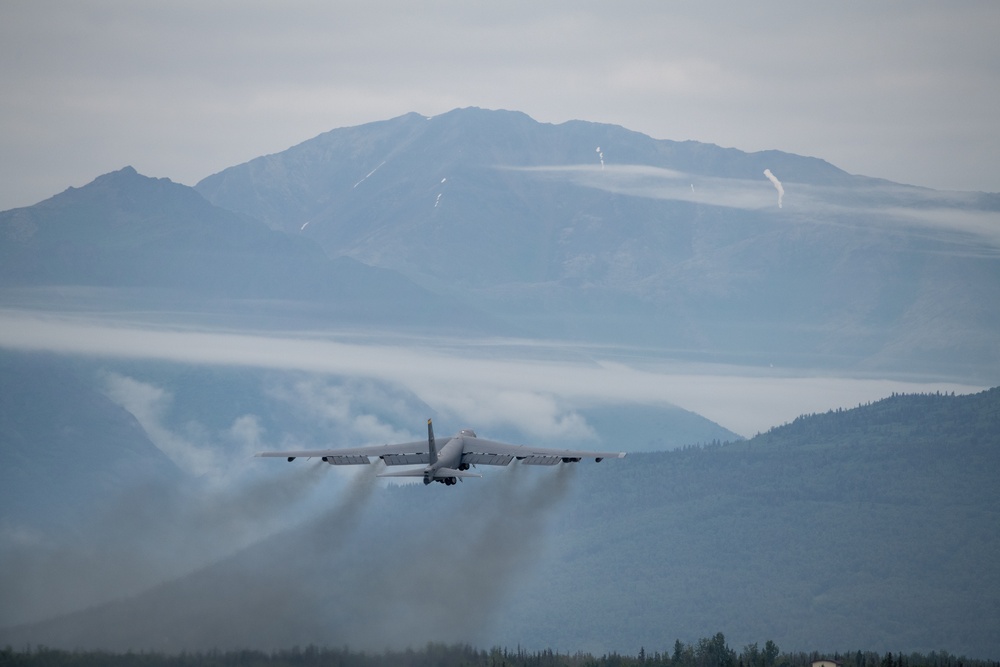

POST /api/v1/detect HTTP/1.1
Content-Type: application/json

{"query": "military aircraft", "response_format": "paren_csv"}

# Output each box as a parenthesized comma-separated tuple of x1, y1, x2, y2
(256, 419, 626, 485)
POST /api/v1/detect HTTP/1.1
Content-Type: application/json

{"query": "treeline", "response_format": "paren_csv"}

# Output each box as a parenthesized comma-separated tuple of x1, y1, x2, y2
(745, 387, 1000, 449)
(2, 636, 998, 667)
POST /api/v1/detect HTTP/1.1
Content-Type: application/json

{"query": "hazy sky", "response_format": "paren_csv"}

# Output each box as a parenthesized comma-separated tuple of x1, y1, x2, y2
(2, 1, 999, 211)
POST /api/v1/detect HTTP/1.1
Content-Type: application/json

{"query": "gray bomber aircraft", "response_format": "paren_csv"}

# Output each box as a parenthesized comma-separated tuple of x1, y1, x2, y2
(257, 419, 626, 485)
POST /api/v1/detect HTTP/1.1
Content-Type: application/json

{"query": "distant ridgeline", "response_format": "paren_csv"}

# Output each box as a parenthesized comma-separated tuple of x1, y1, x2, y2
(745, 387, 1000, 449)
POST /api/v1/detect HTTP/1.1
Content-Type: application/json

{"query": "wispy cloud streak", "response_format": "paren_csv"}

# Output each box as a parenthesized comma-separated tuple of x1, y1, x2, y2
(509, 163, 777, 209)
(509, 163, 1000, 251)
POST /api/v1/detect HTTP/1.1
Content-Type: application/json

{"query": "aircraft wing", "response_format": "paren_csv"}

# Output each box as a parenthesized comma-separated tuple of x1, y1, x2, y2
(256, 439, 446, 466)
(461, 437, 626, 466)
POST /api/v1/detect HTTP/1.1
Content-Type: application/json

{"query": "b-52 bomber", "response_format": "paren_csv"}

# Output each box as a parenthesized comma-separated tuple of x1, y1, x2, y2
(257, 419, 626, 486)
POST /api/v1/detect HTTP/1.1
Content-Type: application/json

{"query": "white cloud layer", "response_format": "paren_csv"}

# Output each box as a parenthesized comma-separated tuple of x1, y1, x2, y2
(101, 372, 275, 480)
(0, 311, 983, 437)
(517, 164, 1000, 253)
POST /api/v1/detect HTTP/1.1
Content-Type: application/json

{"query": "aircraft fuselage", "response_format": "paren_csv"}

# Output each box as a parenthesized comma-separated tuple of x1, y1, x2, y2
(432, 435, 463, 470)
(422, 430, 476, 485)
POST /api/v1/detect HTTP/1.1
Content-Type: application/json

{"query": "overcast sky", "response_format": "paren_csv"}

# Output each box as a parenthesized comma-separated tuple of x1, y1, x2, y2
(2, 1, 998, 211)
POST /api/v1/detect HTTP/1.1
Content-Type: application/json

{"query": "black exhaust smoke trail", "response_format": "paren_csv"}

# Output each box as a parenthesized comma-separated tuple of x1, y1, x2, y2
(443, 461, 578, 633)
(0, 462, 383, 652)
(298, 461, 381, 559)
(154, 462, 385, 651)
(0, 459, 331, 629)
(431, 461, 577, 641)
(326, 461, 578, 649)
(2, 460, 576, 651)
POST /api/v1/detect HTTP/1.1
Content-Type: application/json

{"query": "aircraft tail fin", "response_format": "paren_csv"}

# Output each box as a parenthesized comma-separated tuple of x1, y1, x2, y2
(427, 418, 438, 465)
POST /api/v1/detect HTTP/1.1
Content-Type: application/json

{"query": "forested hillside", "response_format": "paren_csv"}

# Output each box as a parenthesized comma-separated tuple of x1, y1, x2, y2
(6, 389, 996, 658)
(750, 388, 1000, 449)
(497, 390, 999, 655)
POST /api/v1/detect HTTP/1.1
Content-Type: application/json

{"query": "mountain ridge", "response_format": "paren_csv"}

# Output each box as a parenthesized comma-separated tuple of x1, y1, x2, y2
(0, 165, 494, 332)
(192, 107, 999, 380)
(749, 387, 1000, 451)
(3, 109, 996, 382)
(195, 107, 862, 239)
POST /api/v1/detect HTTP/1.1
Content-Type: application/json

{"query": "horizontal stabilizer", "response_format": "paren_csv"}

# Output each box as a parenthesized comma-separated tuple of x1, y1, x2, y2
(376, 468, 427, 478)
(436, 467, 483, 479)
(377, 467, 482, 479)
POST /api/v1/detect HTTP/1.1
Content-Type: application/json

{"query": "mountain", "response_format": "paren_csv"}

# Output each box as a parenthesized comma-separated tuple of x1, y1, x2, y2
(196, 108, 1000, 381)
(0, 351, 189, 626)
(0, 166, 484, 332)
(4, 388, 997, 657)
(0, 351, 182, 530)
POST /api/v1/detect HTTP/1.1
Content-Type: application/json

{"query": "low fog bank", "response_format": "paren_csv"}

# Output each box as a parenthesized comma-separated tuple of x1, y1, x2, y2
(0, 462, 578, 652)
(0, 310, 985, 437)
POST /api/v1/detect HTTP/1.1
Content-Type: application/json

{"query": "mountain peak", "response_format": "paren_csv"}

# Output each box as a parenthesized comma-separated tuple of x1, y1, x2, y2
(87, 165, 171, 189)
(32, 166, 182, 209)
